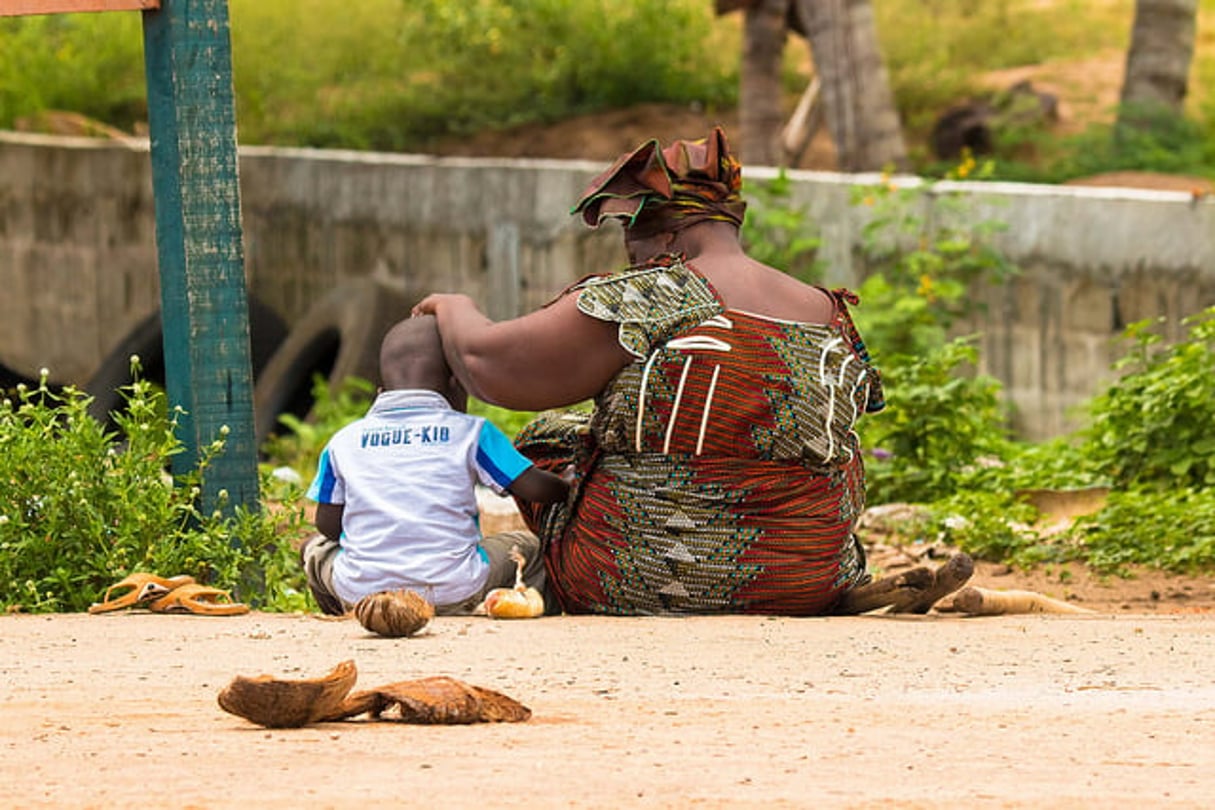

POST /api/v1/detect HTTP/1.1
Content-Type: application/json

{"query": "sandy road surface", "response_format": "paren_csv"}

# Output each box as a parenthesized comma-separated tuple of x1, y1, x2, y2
(2, 611, 1213, 809)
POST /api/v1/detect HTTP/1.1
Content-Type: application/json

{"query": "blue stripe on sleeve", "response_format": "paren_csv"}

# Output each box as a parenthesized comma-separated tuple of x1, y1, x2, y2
(475, 421, 532, 489)
(306, 447, 338, 503)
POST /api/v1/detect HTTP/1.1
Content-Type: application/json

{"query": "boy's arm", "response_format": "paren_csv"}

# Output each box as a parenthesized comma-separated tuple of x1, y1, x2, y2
(315, 502, 344, 542)
(507, 466, 569, 504)
(307, 445, 345, 542)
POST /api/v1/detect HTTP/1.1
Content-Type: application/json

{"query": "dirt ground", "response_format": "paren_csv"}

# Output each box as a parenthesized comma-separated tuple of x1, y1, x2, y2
(1, 495, 1210, 807)
(3, 606, 1214, 809)
(4, 503, 1212, 809)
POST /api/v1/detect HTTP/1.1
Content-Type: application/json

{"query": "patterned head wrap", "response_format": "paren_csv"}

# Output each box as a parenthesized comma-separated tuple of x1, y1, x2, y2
(571, 127, 746, 238)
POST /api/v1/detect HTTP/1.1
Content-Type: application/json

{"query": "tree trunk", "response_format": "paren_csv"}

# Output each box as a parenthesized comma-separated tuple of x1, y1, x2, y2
(739, 0, 789, 167)
(1118, 0, 1198, 124)
(792, 0, 907, 172)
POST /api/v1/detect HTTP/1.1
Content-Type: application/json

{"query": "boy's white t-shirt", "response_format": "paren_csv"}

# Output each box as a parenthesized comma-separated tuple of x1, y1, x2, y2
(306, 389, 533, 606)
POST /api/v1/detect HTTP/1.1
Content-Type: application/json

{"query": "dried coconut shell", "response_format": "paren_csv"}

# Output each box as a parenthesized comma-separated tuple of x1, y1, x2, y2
(354, 589, 434, 637)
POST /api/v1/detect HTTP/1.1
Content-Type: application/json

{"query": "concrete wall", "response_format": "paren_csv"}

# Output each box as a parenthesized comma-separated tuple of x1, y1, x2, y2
(2, 131, 1213, 439)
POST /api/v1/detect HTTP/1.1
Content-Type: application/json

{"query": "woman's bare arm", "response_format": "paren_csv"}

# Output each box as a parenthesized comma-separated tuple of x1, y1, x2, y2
(410, 292, 632, 410)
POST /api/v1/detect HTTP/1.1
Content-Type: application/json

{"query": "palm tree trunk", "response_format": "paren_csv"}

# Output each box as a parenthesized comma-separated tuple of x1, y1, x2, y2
(793, 0, 907, 172)
(739, 0, 790, 167)
(1118, 0, 1198, 124)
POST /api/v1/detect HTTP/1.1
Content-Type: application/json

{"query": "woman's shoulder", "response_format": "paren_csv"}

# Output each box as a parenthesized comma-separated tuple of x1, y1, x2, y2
(574, 256, 723, 357)
(575, 257, 717, 318)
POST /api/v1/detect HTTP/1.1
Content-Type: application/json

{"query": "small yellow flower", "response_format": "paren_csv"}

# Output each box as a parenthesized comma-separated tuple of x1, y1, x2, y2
(917, 274, 936, 301)
(954, 150, 977, 180)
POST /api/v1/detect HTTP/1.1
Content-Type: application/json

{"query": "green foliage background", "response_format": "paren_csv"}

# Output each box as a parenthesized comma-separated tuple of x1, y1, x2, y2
(2, 0, 1213, 178)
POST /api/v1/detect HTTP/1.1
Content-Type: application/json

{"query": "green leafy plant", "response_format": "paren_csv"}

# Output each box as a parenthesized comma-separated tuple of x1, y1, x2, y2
(0, 368, 310, 613)
(851, 159, 1019, 362)
(860, 338, 1010, 505)
(742, 170, 824, 284)
(1067, 487, 1215, 574)
(884, 308, 1215, 574)
(848, 159, 1019, 505)
(1081, 308, 1215, 490)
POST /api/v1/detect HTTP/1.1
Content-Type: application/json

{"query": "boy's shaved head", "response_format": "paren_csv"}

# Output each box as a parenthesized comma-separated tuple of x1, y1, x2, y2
(379, 315, 451, 393)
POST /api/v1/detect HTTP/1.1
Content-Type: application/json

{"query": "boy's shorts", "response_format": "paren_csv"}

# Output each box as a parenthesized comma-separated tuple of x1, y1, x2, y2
(299, 530, 550, 617)
(299, 534, 349, 616)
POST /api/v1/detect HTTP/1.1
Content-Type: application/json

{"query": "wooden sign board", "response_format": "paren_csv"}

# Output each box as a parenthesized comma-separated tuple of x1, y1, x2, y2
(0, 0, 159, 15)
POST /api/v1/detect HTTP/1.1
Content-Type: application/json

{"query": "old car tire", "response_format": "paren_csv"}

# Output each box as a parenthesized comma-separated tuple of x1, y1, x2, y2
(86, 296, 289, 432)
(253, 278, 409, 447)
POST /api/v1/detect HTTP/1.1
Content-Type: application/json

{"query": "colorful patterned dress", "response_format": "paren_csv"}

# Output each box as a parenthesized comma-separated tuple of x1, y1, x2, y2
(516, 257, 885, 615)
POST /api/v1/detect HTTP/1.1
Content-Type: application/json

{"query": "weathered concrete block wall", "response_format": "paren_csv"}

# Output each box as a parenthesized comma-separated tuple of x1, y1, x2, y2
(0, 134, 160, 383)
(237, 146, 619, 326)
(2, 132, 1213, 439)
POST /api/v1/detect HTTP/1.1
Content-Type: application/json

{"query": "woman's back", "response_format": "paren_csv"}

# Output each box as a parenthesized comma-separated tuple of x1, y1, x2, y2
(527, 258, 882, 615)
(586, 261, 878, 466)
(688, 252, 837, 325)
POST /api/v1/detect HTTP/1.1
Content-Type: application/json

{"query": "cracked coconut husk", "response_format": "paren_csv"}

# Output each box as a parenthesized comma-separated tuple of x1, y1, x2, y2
(217, 660, 531, 728)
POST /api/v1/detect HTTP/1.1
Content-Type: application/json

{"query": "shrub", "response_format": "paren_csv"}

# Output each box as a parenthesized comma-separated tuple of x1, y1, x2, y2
(850, 160, 1018, 362)
(1081, 307, 1215, 490)
(0, 370, 310, 613)
(897, 308, 1215, 573)
(1068, 487, 1215, 574)
(860, 338, 1010, 505)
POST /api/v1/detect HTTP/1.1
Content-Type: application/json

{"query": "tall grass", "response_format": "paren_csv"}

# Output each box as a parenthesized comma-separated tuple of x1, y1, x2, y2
(875, 0, 1135, 136)
(0, 0, 1212, 174)
(0, 13, 145, 129)
(229, 0, 738, 149)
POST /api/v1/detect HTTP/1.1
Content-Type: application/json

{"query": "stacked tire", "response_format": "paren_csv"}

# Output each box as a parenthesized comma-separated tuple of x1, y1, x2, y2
(252, 279, 410, 446)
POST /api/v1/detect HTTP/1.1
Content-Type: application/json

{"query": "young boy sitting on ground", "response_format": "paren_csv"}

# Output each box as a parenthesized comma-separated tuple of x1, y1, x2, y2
(300, 314, 568, 616)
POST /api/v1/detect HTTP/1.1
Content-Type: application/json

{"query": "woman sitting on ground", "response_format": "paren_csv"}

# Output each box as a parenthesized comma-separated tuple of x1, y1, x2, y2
(411, 127, 968, 615)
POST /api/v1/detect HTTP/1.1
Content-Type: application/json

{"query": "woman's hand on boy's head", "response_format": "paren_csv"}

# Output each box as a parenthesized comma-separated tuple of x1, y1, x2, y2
(411, 293, 475, 319)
